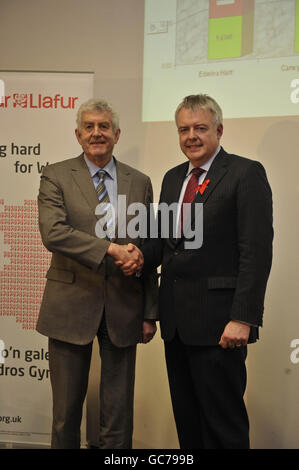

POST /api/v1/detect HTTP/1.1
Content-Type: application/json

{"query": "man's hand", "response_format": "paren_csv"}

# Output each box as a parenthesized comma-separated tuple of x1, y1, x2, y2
(142, 320, 157, 344)
(107, 243, 144, 276)
(219, 320, 250, 349)
(120, 243, 144, 275)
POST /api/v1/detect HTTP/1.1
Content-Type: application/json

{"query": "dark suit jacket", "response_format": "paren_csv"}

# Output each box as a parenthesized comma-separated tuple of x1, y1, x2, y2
(36, 154, 158, 347)
(142, 148, 273, 345)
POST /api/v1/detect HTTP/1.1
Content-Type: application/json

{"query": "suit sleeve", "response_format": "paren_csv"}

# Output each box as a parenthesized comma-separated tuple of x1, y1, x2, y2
(38, 164, 110, 271)
(141, 176, 159, 320)
(141, 173, 168, 273)
(230, 161, 273, 326)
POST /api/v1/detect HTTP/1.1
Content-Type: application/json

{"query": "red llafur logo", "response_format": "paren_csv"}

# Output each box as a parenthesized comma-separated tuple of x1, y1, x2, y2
(0, 93, 78, 109)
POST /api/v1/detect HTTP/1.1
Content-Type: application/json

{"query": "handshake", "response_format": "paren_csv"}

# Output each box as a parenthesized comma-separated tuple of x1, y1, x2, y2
(107, 242, 144, 276)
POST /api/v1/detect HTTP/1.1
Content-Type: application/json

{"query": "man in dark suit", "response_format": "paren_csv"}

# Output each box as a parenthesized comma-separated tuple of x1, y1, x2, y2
(123, 94, 273, 448)
(36, 98, 158, 449)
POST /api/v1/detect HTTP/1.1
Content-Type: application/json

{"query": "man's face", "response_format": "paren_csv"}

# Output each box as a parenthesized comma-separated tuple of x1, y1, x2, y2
(75, 110, 120, 166)
(176, 107, 223, 166)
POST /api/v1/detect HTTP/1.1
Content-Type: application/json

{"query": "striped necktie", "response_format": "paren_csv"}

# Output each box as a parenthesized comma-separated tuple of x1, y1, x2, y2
(96, 169, 114, 239)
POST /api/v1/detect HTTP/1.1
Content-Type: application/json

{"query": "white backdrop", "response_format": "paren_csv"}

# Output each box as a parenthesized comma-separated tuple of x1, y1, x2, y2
(0, 71, 93, 447)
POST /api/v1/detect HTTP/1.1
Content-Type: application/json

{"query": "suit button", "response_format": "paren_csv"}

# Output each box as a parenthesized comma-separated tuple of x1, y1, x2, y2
(174, 251, 178, 256)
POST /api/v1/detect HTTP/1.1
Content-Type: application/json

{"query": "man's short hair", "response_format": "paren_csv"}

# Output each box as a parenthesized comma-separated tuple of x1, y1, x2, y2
(76, 98, 120, 133)
(175, 94, 223, 128)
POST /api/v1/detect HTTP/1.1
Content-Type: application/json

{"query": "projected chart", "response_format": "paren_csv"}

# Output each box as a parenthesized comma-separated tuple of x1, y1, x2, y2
(208, 0, 254, 59)
(143, 0, 299, 121)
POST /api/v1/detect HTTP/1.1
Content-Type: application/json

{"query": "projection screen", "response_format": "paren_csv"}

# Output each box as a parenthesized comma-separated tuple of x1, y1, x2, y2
(143, 0, 299, 121)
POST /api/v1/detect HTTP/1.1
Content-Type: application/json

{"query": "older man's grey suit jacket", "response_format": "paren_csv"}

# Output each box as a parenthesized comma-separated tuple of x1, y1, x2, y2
(36, 154, 158, 347)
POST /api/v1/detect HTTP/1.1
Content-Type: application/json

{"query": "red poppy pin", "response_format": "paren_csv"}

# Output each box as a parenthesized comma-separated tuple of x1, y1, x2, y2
(196, 179, 210, 195)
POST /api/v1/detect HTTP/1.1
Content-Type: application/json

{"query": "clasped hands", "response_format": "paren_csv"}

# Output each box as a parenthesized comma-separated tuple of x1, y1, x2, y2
(107, 242, 143, 276)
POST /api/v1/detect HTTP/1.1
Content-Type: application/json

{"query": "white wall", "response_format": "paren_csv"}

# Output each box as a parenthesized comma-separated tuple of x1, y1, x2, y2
(1, 0, 298, 449)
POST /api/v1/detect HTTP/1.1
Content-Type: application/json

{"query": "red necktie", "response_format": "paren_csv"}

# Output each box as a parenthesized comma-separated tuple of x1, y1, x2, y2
(180, 167, 205, 232)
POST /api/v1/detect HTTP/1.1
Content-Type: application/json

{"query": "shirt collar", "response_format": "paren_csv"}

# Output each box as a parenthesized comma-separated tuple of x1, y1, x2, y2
(186, 145, 221, 176)
(84, 154, 116, 180)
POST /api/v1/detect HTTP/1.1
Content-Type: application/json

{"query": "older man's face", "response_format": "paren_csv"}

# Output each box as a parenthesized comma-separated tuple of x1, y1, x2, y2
(75, 110, 120, 166)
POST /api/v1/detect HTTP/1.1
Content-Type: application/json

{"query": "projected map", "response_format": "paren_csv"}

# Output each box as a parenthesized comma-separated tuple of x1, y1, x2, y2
(143, 0, 299, 121)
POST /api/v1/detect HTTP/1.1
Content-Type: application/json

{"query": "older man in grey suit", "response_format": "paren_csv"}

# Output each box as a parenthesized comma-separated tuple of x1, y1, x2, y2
(36, 98, 157, 449)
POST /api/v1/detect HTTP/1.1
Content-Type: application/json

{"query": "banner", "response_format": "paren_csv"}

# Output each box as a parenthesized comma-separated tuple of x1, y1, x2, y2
(0, 71, 94, 447)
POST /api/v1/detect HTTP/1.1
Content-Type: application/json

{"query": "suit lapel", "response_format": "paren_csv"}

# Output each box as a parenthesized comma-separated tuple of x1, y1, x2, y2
(116, 160, 131, 201)
(71, 154, 99, 213)
(194, 148, 229, 205)
(114, 160, 132, 242)
(163, 162, 189, 249)
(71, 156, 133, 242)
(165, 162, 189, 205)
